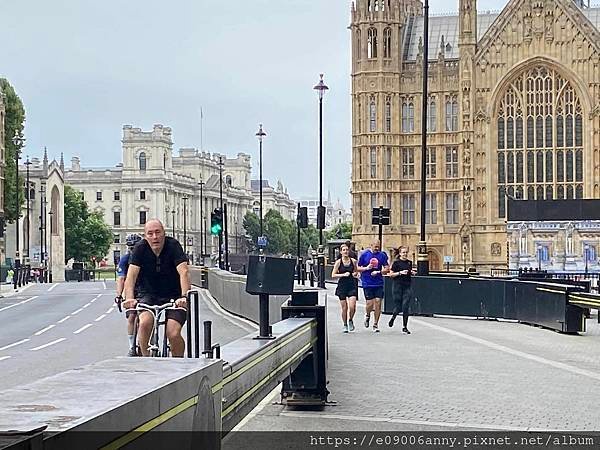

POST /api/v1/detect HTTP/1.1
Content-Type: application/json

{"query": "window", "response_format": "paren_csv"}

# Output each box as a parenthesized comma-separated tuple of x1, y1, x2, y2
(425, 193, 437, 224)
(426, 147, 436, 178)
(367, 28, 378, 58)
(402, 100, 414, 133)
(385, 147, 392, 179)
(385, 98, 392, 132)
(383, 28, 392, 58)
(584, 245, 597, 262)
(140, 190, 146, 200)
(445, 97, 458, 132)
(354, 195, 362, 226)
(537, 244, 550, 262)
(96, 191, 102, 201)
(496, 66, 584, 218)
(385, 193, 392, 209)
(370, 193, 377, 210)
(427, 97, 437, 132)
(139, 152, 147, 172)
(226, 175, 233, 186)
(401, 148, 415, 179)
(113, 211, 121, 226)
(369, 98, 377, 132)
(370, 147, 377, 178)
(445, 193, 459, 225)
(402, 194, 416, 225)
(113, 234, 120, 244)
(139, 211, 147, 225)
(445, 147, 459, 178)
(114, 191, 120, 201)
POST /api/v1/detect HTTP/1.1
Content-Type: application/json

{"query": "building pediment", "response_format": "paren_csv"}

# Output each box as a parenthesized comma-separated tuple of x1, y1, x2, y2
(476, 0, 600, 66)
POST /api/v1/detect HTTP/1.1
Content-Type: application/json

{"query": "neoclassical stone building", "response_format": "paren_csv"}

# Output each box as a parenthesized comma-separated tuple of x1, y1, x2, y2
(350, 0, 600, 270)
(67, 124, 296, 264)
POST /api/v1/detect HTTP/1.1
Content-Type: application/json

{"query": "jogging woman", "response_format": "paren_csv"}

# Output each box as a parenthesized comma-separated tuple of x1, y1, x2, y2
(331, 243, 359, 333)
(387, 246, 416, 334)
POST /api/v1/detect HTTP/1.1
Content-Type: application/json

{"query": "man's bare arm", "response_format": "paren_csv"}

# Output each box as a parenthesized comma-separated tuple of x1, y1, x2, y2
(176, 262, 191, 297)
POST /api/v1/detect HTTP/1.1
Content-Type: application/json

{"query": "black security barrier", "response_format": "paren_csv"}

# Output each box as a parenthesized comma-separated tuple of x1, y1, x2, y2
(383, 276, 586, 333)
(185, 290, 201, 358)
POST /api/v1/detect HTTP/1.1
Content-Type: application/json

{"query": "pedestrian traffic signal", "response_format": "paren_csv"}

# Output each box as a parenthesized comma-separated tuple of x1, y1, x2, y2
(297, 207, 308, 229)
(211, 208, 223, 235)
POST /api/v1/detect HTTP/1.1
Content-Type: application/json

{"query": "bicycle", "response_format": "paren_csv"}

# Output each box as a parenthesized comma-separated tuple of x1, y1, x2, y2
(125, 300, 186, 357)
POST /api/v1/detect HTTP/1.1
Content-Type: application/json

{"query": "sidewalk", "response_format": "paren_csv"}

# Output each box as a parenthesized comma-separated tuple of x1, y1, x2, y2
(0, 282, 34, 299)
(235, 285, 600, 432)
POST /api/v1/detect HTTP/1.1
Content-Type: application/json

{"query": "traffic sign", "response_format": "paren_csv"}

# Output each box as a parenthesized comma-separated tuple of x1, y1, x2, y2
(257, 236, 268, 247)
(443, 255, 454, 264)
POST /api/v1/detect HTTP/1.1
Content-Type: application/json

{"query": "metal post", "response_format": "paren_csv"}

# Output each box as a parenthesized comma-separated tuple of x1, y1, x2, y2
(25, 157, 31, 262)
(42, 188, 47, 283)
(585, 245, 589, 276)
(224, 203, 229, 270)
(257, 293, 272, 339)
(13, 133, 23, 278)
(218, 157, 224, 268)
(48, 210, 53, 283)
(256, 125, 266, 239)
(194, 292, 200, 358)
(183, 196, 188, 256)
(314, 74, 329, 246)
(203, 321, 212, 357)
(378, 205, 383, 248)
(417, 0, 430, 276)
(198, 179, 204, 263)
(39, 185, 44, 283)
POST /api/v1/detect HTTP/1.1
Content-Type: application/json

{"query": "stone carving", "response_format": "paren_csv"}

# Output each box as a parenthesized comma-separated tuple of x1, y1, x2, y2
(474, 108, 490, 123)
(463, 189, 472, 212)
(491, 242, 502, 257)
(463, 0, 472, 34)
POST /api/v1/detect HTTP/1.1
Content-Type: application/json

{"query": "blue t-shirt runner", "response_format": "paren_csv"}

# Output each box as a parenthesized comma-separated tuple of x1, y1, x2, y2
(358, 242, 389, 332)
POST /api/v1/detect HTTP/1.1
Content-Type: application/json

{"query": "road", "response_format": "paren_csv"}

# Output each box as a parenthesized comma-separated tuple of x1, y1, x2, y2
(0, 281, 255, 390)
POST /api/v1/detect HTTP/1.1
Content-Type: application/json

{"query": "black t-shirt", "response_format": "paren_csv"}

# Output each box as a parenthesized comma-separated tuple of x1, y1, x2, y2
(130, 237, 188, 299)
(391, 259, 412, 287)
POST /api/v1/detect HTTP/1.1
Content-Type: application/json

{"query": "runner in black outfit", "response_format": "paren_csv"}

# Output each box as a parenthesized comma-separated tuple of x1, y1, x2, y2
(332, 243, 359, 333)
(387, 246, 416, 334)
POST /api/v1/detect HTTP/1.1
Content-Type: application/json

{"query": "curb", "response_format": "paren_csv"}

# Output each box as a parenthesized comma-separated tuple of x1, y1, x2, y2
(0, 283, 35, 299)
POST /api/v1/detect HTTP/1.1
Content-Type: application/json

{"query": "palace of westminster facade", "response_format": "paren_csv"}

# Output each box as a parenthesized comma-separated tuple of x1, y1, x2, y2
(350, 0, 600, 270)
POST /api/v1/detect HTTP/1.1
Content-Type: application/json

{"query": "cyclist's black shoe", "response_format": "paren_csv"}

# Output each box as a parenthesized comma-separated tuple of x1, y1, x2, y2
(127, 347, 137, 357)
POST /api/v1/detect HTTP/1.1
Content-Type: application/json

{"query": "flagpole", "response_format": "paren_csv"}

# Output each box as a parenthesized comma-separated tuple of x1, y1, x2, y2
(200, 107, 204, 152)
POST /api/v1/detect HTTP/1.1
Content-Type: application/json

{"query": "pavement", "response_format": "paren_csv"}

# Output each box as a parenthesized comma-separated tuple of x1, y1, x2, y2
(233, 284, 600, 432)
(0, 281, 255, 391)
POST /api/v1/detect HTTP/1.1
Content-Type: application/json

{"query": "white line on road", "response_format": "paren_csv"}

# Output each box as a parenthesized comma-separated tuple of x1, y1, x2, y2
(82, 303, 91, 309)
(34, 325, 56, 336)
(103, 281, 107, 290)
(105, 307, 114, 314)
(0, 339, 30, 351)
(0, 356, 11, 362)
(91, 294, 103, 304)
(95, 314, 106, 322)
(0, 296, 38, 313)
(57, 315, 71, 324)
(72, 308, 84, 315)
(30, 338, 66, 351)
(74, 324, 93, 334)
(48, 283, 59, 292)
(198, 289, 257, 332)
(19, 296, 39, 305)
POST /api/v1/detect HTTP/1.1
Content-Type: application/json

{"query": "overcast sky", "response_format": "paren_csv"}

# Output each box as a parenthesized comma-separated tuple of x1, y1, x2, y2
(0, 0, 508, 207)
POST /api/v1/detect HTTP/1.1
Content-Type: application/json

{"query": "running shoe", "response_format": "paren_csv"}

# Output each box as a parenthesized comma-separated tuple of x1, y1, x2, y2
(343, 324, 349, 333)
(373, 324, 380, 333)
(348, 320, 355, 332)
(388, 316, 395, 328)
(402, 327, 411, 334)
(127, 347, 137, 357)
(364, 314, 370, 328)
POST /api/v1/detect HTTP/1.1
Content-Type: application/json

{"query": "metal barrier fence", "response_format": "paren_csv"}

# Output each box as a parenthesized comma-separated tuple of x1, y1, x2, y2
(490, 268, 600, 293)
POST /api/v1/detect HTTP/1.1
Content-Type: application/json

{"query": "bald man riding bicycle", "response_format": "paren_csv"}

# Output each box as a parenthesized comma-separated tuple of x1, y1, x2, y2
(123, 219, 190, 357)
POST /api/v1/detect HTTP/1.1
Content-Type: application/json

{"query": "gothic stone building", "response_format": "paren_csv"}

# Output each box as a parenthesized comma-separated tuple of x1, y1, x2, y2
(350, 0, 600, 270)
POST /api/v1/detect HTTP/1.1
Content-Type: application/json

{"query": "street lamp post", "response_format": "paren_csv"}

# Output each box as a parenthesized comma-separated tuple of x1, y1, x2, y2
(182, 196, 189, 257)
(198, 178, 204, 264)
(417, 0, 431, 276)
(24, 157, 31, 263)
(171, 208, 175, 238)
(314, 74, 328, 289)
(537, 245, 542, 271)
(255, 124, 266, 240)
(218, 156, 224, 269)
(584, 244, 589, 275)
(12, 132, 24, 289)
(39, 184, 45, 283)
(48, 210, 53, 283)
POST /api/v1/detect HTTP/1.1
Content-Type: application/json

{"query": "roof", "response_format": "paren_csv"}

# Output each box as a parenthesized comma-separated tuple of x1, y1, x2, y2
(251, 179, 271, 191)
(403, 6, 600, 62)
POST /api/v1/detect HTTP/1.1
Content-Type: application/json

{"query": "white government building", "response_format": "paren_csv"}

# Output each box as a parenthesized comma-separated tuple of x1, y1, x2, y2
(66, 124, 296, 264)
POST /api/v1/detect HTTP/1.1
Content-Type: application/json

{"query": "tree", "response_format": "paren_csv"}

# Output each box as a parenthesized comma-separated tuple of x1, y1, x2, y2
(1, 78, 26, 222)
(242, 211, 260, 252)
(326, 222, 353, 242)
(64, 186, 113, 263)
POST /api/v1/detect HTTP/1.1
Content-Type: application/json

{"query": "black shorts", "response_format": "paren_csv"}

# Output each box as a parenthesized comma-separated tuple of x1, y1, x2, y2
(335, 280, 358, 300)
(137, 294, 187, 326)
(363, 286, 384, 301)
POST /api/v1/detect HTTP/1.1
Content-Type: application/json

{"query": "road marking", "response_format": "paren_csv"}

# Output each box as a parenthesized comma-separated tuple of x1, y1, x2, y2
(0, 356, 11, 362)
(91, 293, 103, 303)
(95, 314, 106, 322)
(82, 303, 91, 309)
(19, 296, 39, 305)
(103, 281, 107, 290)
(48, 283, 59, 292)
(413, 318, 600, 382)
(30, 338, 66, 351)
(0, 339, 30, 351)
(105, 307, 114, 314)
(34, 325, 55, 336)
(198, 289, 257, 332)
(74, 324, 93, 334)
(72, 307, 84, 315)
(57, 315, 71, 324)
(0, 296, 38, 313)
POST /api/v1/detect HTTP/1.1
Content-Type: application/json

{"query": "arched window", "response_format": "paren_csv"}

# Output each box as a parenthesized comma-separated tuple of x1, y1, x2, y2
(367, 28, 378, 59)
(402, 99, 414, 133)
(369, 97, 377, 132)
(226, 175, 233, 186)
(496, 66, 584, 218)
(427, 97, 437, 132)
(383, 28, 392, 58)
(356, 29, 361, 61)
(445, 97, 458, 131)
(385, 97, 391, 132)
(139, 152, 147, 172)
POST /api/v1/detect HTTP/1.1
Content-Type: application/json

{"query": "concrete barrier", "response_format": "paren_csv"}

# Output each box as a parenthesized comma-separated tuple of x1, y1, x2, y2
(189, 267, 288, 324)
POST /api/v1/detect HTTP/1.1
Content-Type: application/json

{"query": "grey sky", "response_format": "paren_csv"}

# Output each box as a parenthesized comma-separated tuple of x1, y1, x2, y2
(0, 0, 507, 207)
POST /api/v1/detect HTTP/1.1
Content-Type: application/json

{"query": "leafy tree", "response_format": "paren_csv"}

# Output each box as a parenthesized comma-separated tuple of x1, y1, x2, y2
(1, 78, 26, 222)
(64, 186, 112, 263)
(326, 222, 352, 241)
(242, 211, 260, 252)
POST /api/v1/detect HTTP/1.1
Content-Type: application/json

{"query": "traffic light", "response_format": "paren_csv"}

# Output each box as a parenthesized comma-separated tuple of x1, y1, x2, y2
(297, 207, 308, 229)
(211, 208, 223, 235)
